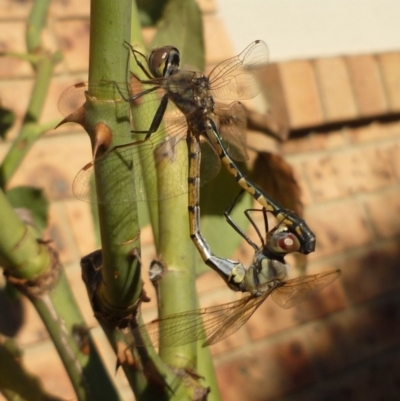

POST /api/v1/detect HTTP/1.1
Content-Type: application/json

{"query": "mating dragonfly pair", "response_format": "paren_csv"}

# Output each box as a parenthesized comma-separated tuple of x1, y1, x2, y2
(59, 40, 339, 347)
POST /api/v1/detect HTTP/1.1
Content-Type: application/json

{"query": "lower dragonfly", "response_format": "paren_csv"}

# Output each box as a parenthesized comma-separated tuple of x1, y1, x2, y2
(59, 41, 315, 284)
(132, 192, 340, 347)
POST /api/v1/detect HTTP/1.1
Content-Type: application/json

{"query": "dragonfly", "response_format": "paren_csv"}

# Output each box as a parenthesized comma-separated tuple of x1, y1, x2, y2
(59, 40, 315, 283)
(132, 192, 340, 348)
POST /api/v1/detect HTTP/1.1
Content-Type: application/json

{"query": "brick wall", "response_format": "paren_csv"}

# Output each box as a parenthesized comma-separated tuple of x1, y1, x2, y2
(1, 1, 400, 400)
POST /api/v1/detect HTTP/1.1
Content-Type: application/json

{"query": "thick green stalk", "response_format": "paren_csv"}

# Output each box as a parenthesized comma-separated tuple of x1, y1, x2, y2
(0, 188, 49, 277)
(154, 140, 206, 399)
(85, 1, 180, 398)
(0, 187, 119, 400)
(87, 0, 142, 311)
(129, 5, 160, 248)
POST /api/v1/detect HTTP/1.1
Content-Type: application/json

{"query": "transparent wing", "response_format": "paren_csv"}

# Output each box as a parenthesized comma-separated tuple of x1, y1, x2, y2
(59, 82, 222, 204)
(208, 40, 269, 101)
(134, 293, 269, 348)
(213, 102, 248, 162)
(271, 270, 341, 309)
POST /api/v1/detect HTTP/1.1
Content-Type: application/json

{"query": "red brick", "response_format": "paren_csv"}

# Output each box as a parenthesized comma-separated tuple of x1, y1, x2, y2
(54, 19, 90, 72)
(0, 22, 32, 78)
(386, 121, 400, 142)
(366, 191, 400, 238)
(246, 266, 346, 342)
(346, 55, 388, 116)
(49, 0, 90, 17)
(281, 135, 314, 154)
(12, 297, 49, 346)
(378, 52, 400, 112)
(314, 57, 358, 121)
(309, 129, 348, 150)
(389, 142, 400, 180)
(292, 355, 395, 401)
(203, 15, 234, 66)
(23, 341, 75, 399)
(196, 0, 217, 14)
(347, 120, 398, 143)
(0, 79, 34, 140)
(217, 329, 316, 401)
(288, 163, 313, 207)
(305, 201, 372, 259)
(304, 146, 396, 202)
(0, 0, 32, 18)
(7, 133, 92, 201)
(283, 130, 347, 155)
(339, 242, 400, 303)
(64, 199, 97, 257)
(45, 201, 80, 265)
(279, 60, 324, 129)
(305, 294, 400, 376)
(256, 63, 290, 131)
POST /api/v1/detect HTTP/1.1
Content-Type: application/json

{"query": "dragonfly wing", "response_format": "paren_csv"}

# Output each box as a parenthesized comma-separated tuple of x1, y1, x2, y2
(209, 40, 269, 101)
(203, 294, 269, 346)
(199, 137, 221, 186)
(271, 270, 341, 309)
(61, 82, 195, 204)
(213, 102, 248, 162)
(134, 294, 267, 348)
(73, 118, 189, 204)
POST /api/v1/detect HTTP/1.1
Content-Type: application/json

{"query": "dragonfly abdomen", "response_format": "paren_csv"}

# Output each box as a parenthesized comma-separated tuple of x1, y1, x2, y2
(205, 117, 316, 255)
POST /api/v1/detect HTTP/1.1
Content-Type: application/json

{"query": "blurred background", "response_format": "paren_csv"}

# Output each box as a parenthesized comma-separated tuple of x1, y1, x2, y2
(0, 0, 400, 400)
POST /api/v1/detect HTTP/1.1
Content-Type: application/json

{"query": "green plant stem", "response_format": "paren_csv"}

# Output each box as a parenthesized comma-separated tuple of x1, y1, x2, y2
(153, 140, 205, 399)
(86, 1, 178, 397)
(0, 188, 118, 400)
(0, 0, 61, 188)
(197, 327, 222, 401)
(0, 55, 59, 188)
(0, 188, 49, 278)
(87, 0, 142, 311)
(26, 0, 51, 51)
(129, 5, 160, 248)
(34, 269, 120, 401)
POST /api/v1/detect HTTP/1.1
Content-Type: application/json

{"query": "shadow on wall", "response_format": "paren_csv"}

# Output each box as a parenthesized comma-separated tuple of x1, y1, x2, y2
(217, 242, 400, 401)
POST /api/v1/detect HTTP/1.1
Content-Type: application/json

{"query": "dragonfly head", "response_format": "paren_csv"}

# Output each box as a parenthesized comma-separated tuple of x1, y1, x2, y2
(148, 46, 180, 78)
(266, 224, 301, 256)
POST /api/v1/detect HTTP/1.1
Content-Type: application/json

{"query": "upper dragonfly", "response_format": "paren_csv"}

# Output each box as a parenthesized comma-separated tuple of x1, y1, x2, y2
(59, 40, 315, 258)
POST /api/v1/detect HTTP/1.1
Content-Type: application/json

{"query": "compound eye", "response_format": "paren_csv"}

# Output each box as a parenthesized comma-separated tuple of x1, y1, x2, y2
(148, 46, 180, 78)
(268, 227, 301, 254)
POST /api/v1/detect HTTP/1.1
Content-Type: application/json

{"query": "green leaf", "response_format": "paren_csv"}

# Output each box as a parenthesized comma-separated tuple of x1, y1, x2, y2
(0, 106, 16, 140)
(196, 166, 252, 275)
(150, 0, 204, 71)
(5, 187, 49, 234)
(137, 0, 168, 26)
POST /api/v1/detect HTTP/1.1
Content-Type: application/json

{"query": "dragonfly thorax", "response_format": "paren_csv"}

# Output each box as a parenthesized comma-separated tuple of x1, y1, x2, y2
(164, 71, 213, 119)
(244, 256, 288, 294)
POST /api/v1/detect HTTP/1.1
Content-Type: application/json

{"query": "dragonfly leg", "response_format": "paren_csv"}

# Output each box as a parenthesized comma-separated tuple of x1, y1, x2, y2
(224, 190, 259, 251)
(124, 41, 155, 80)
